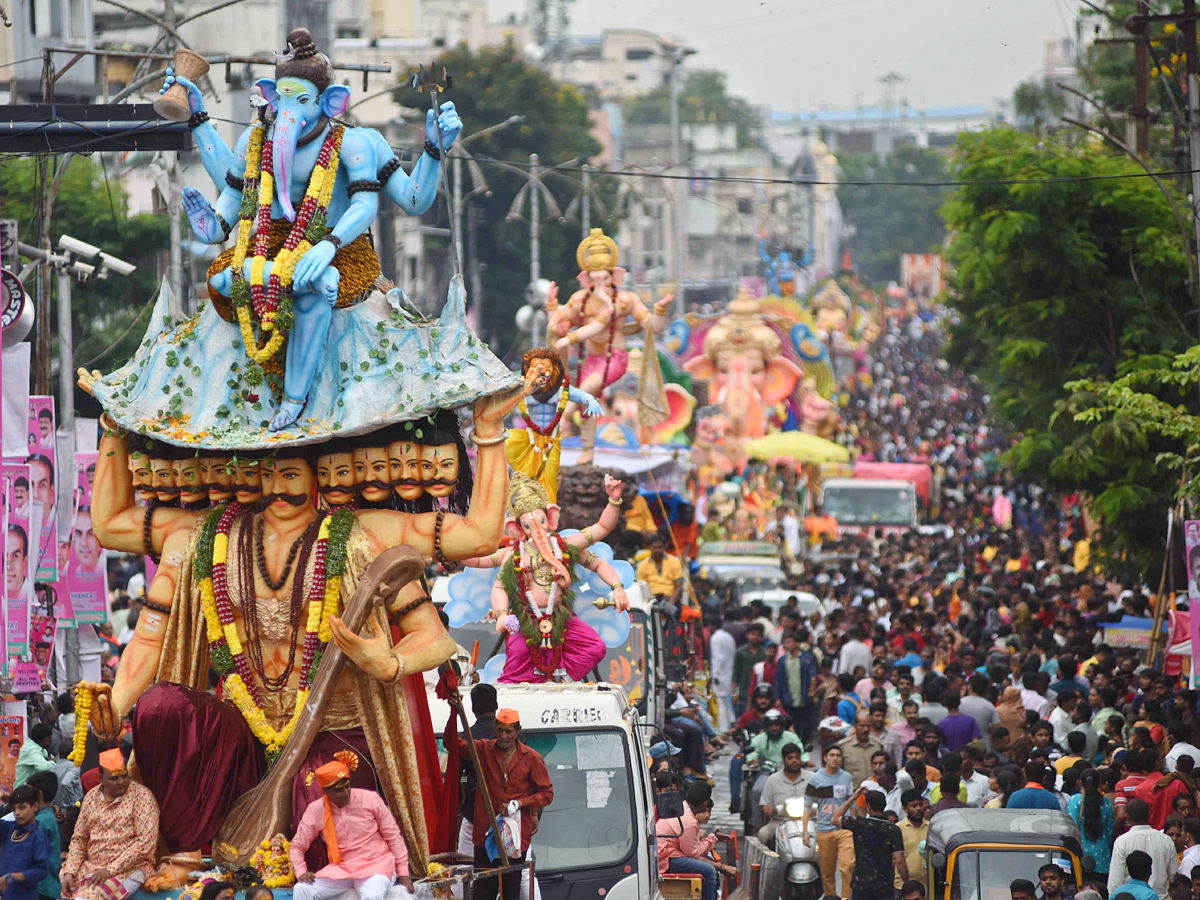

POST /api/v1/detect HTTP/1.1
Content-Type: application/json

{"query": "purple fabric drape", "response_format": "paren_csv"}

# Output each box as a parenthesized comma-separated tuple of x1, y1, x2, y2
(132, 682, 381, 863)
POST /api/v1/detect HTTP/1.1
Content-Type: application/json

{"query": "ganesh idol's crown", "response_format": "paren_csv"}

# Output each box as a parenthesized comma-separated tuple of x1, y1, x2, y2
(576, 228, 619, 272)
(506, 471, 551, 518)
(701, 293, 782, 359)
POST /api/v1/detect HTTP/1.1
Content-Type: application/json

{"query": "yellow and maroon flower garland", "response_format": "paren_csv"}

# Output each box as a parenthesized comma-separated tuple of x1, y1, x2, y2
(228, 122, 345, 380)
(194, 503, 354, 760)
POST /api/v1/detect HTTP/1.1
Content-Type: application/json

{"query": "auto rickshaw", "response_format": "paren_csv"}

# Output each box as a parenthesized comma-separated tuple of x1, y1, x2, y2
(925, 809, 1089, 900)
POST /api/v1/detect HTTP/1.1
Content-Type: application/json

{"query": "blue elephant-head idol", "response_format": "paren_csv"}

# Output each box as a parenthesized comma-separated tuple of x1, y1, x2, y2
(174, 27, 462, 431)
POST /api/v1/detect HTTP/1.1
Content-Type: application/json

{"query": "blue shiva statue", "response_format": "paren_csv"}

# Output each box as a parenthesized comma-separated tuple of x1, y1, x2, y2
(164, 26, 462, 431)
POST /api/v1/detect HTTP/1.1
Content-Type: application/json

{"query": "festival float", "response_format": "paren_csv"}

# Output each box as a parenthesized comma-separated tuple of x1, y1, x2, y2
(66, 27, 633, 897)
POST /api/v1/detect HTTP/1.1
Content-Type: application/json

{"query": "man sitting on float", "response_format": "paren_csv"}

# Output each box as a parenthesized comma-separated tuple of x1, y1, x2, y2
(290, 752, 413, 900)
(60, 749, 158, 900)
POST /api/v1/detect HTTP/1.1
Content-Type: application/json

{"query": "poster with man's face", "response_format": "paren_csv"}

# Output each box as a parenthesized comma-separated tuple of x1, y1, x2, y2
(66, 452, 104, 625)
(0, 714, 25, 795)
(1188, 521, 1200, 687)
(0, 461, 30, 668)
(25, 397, 57, 583)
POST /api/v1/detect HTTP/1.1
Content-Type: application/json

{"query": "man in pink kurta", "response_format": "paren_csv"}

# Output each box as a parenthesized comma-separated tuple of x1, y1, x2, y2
(290, 755, 413, 900)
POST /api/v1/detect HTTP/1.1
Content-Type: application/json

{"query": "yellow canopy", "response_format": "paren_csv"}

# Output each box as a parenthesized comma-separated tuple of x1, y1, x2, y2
(746, 431, 850, 464)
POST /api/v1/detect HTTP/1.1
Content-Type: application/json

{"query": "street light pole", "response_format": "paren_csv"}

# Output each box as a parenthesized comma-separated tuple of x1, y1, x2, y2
(453, 154, 464, 279)
(668, 46, 695, 319)
(530, 152, 540, 285)
(582, 164, 591, 236)
(56, 269, 74, 432)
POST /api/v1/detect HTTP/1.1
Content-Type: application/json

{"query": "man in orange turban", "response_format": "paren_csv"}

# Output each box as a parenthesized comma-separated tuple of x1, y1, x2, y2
(290, 752, 413, 900)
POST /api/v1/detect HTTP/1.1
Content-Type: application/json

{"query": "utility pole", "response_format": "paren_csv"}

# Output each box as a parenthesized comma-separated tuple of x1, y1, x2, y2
(1185, 0, 1200, 330)
(530, 153, 540, 285)
(669, 52, 684, 318)
(1134, 0, 1151, 155)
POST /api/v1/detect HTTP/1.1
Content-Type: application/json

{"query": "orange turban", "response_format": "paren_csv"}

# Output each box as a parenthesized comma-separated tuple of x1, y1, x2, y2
(314, 760, 350, 788)
(316, 751, 358, 865)
(496, 708, 520, 725)
(98, 748, 126, 772)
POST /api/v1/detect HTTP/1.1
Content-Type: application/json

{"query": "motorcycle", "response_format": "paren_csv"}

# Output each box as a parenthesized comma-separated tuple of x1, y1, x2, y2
(774, 797, 821, 900)
(739, 758, 776, 836)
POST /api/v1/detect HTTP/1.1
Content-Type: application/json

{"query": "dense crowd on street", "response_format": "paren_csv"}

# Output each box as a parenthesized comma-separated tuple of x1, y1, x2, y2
(652, 310, 1194, 900)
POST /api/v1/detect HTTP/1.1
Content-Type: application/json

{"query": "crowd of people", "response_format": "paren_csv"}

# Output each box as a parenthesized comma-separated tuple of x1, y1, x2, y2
(655, 309, 1195, 900)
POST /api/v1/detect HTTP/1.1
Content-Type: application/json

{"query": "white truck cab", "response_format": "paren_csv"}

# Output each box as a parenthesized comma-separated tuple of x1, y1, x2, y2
(427, 681, 662, 900)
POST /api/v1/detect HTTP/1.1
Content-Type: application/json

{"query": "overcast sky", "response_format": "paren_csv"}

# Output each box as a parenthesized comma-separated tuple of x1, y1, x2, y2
(491, 0, 1075, 113)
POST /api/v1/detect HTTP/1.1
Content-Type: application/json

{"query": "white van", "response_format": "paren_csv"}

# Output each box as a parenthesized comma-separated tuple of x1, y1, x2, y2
(427, 682, 662, 900)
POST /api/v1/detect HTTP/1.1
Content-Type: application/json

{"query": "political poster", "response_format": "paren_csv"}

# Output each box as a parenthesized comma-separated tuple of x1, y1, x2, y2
(26, 396, 57, 583)
(0, 714, 24, 795)
(2, 461, 33, 662)
(67, 451, 105, 625)
(1187, 520, 1200, 687)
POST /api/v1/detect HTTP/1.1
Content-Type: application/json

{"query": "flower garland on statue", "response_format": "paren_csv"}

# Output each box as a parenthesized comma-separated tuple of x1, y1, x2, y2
(68, 685, 93, 764)
(505, 535, 581, 678)
(194, 503, 354, 761)
(228, 121, 345, 381)
(516, 371, 570, 458)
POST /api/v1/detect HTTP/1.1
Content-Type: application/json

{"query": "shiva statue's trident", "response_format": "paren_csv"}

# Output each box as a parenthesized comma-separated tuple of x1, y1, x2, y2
(411, 63, 461, 278)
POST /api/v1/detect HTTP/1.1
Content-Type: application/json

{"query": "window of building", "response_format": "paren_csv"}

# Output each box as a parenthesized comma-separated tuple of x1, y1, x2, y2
(625, 48, 653, 61)
(737, 199, 753, 215)
(336, 26, 362, 38)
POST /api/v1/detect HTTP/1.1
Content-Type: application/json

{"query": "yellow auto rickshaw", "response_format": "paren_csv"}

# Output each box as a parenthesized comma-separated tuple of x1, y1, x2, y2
(925, 809, 1088, 900)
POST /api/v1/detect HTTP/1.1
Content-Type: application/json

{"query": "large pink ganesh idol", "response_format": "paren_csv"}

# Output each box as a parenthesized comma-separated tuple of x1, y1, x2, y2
(684, 297, 803, 467)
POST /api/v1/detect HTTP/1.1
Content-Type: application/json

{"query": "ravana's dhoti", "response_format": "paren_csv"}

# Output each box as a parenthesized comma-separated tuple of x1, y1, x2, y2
(140, 517, 430, 872)
(206, 219, 381, 322)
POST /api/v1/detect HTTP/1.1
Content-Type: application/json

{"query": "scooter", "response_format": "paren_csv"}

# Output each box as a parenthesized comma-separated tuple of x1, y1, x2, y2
(773, 797, 821, 900)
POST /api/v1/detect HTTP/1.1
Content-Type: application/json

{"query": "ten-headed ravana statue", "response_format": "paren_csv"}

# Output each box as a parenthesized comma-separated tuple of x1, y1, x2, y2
(166, 27, 462, 431)
(81, 367, 538, 870)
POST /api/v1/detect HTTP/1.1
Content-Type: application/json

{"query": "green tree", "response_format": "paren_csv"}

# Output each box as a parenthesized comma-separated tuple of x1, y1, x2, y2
(1012, 79, 1067, 135)
(837, 147, 949, 283)
(942, 127, 1193, 578)
(407, 39, 603, 353)
(624, 69, 763, 148)
(0, 157, 170, 386)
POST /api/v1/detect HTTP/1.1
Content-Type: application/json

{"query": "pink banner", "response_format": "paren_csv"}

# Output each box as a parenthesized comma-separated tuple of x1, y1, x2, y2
(0, 714, 25, 795)
(3, 461, 31, 662)
(25, 396, 57, 583)
(1187, 520, 1200, 687)
(64, 451, 105, 625)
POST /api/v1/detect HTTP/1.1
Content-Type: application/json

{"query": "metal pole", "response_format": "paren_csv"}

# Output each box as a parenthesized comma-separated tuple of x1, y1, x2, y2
(1184, 0, 1200, 333)
(56, 269, 74, 431)
(530, 153, 540, 285)
(454, 154, 465, 283)
(670, 54, 686, 320)
(581, 164, 591, 236)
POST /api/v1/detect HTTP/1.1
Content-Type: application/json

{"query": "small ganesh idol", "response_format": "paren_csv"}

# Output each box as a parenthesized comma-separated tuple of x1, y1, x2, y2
(461, 472, 628, 683)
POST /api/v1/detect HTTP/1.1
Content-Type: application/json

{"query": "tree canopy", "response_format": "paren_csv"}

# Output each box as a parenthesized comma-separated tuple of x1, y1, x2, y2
(837, 147, 950, 283)
(0, 157, 170, 389)
(624, 68, 763, 148)
(942, 127, 1194, 578)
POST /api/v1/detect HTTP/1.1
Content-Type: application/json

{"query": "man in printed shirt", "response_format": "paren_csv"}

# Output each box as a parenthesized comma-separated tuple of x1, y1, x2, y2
(290, 753, 413, 900)
(60, 749, 158, 900)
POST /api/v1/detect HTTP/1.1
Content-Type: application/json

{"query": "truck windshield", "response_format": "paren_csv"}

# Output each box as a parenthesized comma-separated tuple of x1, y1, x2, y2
(597, 612, 648, 715)
(822, 486, 915, 525)
(950, 849, 1076, 900)
(523, 729, 636, 872)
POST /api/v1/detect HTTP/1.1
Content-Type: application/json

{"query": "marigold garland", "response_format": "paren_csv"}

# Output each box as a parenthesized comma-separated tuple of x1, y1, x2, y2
(68, 685, 93, 764)
(195, 504, 354, 760)
(228, 122, 345, 372)
(252, 837, 295, 888)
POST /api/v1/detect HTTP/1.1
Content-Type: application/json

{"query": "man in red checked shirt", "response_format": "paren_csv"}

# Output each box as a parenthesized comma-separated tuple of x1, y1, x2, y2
(454, 706, 554, 900)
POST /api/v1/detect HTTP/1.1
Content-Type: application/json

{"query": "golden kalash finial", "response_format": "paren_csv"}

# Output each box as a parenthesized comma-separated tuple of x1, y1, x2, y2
(576, 228, 619, 272)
